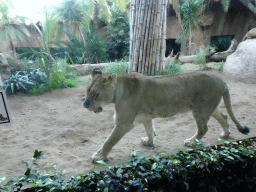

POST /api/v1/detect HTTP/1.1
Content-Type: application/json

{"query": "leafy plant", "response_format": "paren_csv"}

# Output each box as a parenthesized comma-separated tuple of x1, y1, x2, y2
(3, 71, 35, 95)
(63, 29, 86, 64)
(29, 59, 79, 94)
(105, 5, 130, 61)
(0, 150, 68, 192)
(218, 61, 225, 72)
(194, 46, 215, 66)
(163, 60, 182, 75)
(2, 69, 47, 95)
(102, 61, 128, 74)
(85, 26, 107, 63)
(1, 139, 256, 191)
(177, 0, 203, 55)
(27, 68, 47, 84)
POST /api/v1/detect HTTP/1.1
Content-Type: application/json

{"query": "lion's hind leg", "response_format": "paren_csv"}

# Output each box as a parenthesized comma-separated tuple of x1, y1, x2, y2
(184, 115, 210, 147)
(185, 98, 221, 147)
(141, 120, 155, 147)
(211, 107, 230, 139)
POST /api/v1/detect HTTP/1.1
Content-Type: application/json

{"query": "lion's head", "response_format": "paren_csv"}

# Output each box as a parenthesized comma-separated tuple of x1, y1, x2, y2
(84, 68, 116, 113)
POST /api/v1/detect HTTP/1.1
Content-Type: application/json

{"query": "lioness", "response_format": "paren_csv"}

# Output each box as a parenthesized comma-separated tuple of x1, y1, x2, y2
(84, 68, 250, 161)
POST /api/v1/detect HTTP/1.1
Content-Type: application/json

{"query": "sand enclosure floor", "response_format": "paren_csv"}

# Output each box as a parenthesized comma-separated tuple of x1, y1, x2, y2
(0, 69, 256, 180)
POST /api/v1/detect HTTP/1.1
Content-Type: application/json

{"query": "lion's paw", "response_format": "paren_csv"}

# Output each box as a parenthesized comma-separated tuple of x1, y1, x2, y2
(91, 149, 107, 162)
(141, 137, 154, 147)
(220, 132, 230, 139)
(184, 139, 196, 147)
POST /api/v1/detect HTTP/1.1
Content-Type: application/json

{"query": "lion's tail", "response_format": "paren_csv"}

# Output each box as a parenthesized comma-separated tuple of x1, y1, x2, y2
(223, 87, 250, 135)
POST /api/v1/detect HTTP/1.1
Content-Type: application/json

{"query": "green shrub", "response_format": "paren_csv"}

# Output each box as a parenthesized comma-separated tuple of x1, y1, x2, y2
(1, 139, 256, 192)
(85, 27, 108, 64)
(194, 46, 215, 66)
(17, 47, 69, 62)
(218, 61, 225, 72)
(3, 69, 46, 95)
(63, 29, 85, 64)
(29, 59, 79, 94)
(105, 6, 130, 61)
(27, 68, 47, 84)
(163, 60, 182, 75)
(102, 61, 128, 74)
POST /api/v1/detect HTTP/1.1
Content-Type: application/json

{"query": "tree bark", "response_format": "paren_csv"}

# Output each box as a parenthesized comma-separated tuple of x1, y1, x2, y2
(129, 0, 167, 75)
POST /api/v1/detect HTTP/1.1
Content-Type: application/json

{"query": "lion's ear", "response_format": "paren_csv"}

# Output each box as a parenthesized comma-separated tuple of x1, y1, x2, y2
(91, 68, 102, 79)
(103, 74, 117, 85)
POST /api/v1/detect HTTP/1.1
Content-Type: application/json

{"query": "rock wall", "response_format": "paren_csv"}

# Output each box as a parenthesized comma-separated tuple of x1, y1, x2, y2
(166, 1, 256, 55)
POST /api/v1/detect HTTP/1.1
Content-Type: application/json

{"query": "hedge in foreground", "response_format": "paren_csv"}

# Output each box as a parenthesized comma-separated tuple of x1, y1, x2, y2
(1, 139, 256, 192)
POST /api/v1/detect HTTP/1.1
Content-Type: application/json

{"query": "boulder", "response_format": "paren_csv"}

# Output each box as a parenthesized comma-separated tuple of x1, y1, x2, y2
(223, 39, 256, 83)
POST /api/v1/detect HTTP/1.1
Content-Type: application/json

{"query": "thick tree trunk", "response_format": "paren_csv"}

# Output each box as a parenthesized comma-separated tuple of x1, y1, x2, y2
(129, 0, 167, 75)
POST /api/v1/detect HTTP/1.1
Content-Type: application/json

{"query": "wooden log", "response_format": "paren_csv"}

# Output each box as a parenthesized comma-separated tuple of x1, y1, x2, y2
(166, 38, 238, 64)
(165, 52, 181, 63)
(208, 38, 237, 62)
(177, 55, 195, 64)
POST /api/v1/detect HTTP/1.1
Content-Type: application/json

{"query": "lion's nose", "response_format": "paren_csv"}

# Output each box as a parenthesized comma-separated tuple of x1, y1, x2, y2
(84, 99, 90, 108)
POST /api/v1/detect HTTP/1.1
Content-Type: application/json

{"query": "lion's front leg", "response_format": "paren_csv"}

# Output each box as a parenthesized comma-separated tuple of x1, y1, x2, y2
(92, 123, 134, 162)
(91, 148, 106, 162)
(141, 120, 155, 147)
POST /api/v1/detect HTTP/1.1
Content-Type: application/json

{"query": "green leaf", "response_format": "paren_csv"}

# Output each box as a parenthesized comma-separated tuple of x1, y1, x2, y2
(230, 148, 238, 153)
(173, 159, 180, 164)
(151, 162, 157, 170)
(103, 187, 108, 192)
(22, 160, 29, 167)
(0, 177, 6, 184)
(18, 82, 27, 90)
(11, 82, 14, 93)
(0, 186, 8, 191)
(116, 168, 123, 177)
(24, 168, 31, 176)
(95, 160, 111, 169)
(33, 150, 44, 160)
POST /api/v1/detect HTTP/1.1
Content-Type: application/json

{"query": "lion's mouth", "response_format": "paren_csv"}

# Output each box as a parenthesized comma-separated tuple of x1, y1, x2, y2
(94, 107, 103, 113)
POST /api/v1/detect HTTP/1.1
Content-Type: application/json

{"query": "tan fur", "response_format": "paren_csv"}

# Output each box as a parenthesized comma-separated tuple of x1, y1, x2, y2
(84, 69, 248, 161)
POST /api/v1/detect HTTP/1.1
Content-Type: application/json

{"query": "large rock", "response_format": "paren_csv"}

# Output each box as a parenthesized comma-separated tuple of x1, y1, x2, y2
(223, 39, 256, 83)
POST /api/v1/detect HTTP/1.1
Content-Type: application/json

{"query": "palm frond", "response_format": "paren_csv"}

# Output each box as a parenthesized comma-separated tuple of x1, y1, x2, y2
(112, 0, 129, 12)
(98, 0, 112, 24)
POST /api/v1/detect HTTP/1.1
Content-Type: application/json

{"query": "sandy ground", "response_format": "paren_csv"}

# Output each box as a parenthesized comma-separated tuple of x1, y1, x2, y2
(1, 66, 256, 181)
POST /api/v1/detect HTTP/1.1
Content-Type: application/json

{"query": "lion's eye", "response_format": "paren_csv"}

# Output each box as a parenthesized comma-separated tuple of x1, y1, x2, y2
(94, 94, 99, 99)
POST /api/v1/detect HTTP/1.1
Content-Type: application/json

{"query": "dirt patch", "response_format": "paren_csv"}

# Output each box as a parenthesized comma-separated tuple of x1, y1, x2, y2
(1, 67, 255, 180)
